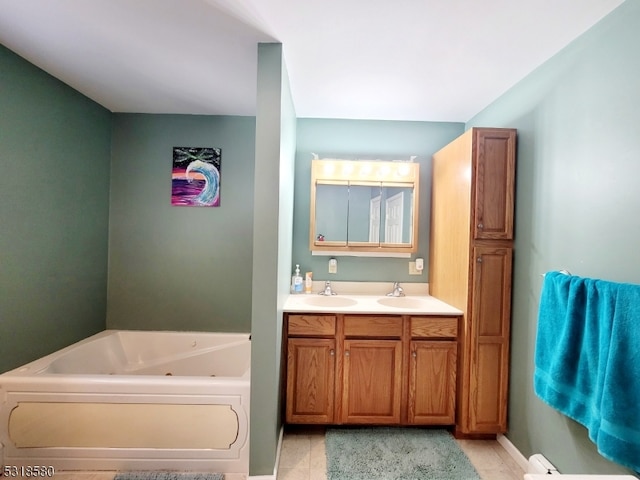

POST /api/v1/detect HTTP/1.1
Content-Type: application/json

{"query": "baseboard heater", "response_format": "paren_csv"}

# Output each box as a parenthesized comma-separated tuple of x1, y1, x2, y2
(524, 453, 638, 479)
(528, 454, 560, 475)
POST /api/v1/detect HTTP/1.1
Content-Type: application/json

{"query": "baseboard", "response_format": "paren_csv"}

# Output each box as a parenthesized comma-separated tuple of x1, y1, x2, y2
(497, 433, 530, 473)
(248, 426, 284, 480)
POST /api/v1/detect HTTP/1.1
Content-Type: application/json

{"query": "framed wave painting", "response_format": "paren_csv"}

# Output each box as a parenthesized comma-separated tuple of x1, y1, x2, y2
(171, 147, 221, 207)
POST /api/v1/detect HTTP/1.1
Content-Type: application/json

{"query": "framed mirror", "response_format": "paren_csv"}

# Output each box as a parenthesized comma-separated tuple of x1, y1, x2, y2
(310, 159, 419, 254)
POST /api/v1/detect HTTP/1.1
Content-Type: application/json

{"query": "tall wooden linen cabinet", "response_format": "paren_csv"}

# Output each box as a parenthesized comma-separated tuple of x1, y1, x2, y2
(429, 127, 516, 436)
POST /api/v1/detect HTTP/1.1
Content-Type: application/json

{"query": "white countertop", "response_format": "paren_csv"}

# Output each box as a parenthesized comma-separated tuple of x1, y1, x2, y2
(283, 292, 462, 316)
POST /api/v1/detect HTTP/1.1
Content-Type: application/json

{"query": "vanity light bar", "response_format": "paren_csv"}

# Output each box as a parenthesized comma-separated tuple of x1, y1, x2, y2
(313, 159, 419, 183)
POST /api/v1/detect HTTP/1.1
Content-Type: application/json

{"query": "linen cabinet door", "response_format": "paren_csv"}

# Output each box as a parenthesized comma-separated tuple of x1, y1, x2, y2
(341, 339, 402, 424)
(469, 246, 513, 433)
(286, 338, 336, 424)
(408, 340, 457, 425)
(473, 128, 516, 241)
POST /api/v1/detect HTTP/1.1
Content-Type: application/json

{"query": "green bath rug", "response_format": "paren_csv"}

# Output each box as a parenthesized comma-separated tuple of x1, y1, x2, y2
(114, 473, 223, 480)
(325, 427, 481, 480)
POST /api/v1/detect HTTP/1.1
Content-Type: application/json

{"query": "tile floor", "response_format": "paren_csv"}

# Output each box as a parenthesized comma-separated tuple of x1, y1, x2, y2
(4, 473, 247, 480)
(277, 427, 526, 480)
(2, 429, 525, 479)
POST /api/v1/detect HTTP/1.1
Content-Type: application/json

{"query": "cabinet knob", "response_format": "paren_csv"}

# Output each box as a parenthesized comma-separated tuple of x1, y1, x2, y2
(345, 351, 350, 357)
(330, 349, 335, 356)
(477, 257, 483, 263)
(478, 223, 484, 229)
(412, 351, 417, 358)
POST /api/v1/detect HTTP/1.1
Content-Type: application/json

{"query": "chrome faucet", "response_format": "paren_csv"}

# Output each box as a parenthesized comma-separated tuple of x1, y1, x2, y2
(386, 282, 405, 297)
(320, 281, 337, 296)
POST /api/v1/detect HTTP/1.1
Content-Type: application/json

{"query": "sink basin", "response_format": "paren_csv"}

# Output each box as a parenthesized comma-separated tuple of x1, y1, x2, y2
(377, 297, 429, 309)
(303, 296, 358, 307)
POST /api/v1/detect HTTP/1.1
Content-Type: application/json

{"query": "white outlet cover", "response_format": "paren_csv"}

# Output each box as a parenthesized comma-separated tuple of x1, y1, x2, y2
(328, 258, 338, 273)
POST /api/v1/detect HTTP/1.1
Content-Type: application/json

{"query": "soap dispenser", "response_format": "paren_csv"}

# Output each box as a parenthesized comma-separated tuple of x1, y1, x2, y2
(292, 264, 304, 294)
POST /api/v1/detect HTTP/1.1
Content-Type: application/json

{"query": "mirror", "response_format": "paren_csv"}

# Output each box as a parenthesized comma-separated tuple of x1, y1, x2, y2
(314, 182, 348, 246)
(310, 159, 419, 254)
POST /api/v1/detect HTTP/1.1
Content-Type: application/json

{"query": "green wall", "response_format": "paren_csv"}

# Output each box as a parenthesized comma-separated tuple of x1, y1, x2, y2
(0, 44, 111, 373)
(467, 1, 639, 475)
(250, 43, 296, 476)
(108, 114, 255, 332)
(293, 119, 463, 283)
(7, 2, 640, 474)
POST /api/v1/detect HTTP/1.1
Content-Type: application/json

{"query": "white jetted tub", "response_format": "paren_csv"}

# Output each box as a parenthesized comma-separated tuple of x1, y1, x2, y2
(0, 330, 250, 475)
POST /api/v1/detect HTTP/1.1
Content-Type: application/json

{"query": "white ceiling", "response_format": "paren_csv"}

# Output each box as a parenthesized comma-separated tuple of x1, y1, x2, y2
(0, 0, 625, 122)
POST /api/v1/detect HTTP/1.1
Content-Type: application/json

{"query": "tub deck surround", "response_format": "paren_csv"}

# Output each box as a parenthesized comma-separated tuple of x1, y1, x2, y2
(2, 330, 251, 379)
(283, 281, 462, 315)
(0, 330, 250, 474)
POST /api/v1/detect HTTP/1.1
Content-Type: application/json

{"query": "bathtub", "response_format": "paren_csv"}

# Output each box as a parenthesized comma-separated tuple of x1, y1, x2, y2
(0, 330, 250, 475)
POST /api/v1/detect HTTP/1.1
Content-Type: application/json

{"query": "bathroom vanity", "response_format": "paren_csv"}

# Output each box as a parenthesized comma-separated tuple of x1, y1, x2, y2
(282, 292, 462, 427)
(285, 126, 517, 437)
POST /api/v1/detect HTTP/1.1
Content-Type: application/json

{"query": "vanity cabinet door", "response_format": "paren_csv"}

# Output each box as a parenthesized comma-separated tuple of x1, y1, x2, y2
(341, 339, 402, 424)
(407, 340, 457, 424)
(286, 338, 336, 424)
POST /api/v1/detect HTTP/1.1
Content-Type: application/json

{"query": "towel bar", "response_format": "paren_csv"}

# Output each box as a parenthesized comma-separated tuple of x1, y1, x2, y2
(541, 270, 571, 277)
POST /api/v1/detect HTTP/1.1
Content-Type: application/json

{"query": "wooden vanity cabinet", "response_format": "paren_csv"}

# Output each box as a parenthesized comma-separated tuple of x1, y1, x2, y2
(285, 315, 336, 424)
(408, 316, 458, 425)
(284, 313, 460, 426)
(341, 315, 403, 424)
(429, 127, 516, 436)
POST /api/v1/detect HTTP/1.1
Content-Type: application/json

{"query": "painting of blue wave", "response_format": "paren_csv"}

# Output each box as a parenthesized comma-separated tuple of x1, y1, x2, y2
(172, 147, 221, 207)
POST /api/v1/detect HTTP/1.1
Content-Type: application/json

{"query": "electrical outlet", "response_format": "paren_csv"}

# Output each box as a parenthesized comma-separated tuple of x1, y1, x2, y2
(409, 261, 422, 275)
(328, 258, 338, 274)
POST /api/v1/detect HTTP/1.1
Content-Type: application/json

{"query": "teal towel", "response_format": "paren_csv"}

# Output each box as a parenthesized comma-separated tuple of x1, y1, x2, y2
(534, 271, 640, 472)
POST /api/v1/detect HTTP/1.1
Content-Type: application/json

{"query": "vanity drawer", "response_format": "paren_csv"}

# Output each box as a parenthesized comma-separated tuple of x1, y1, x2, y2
(344, 315, 403, 338)
(288, 315, 336, 336)
(411, 316, 458, 338)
